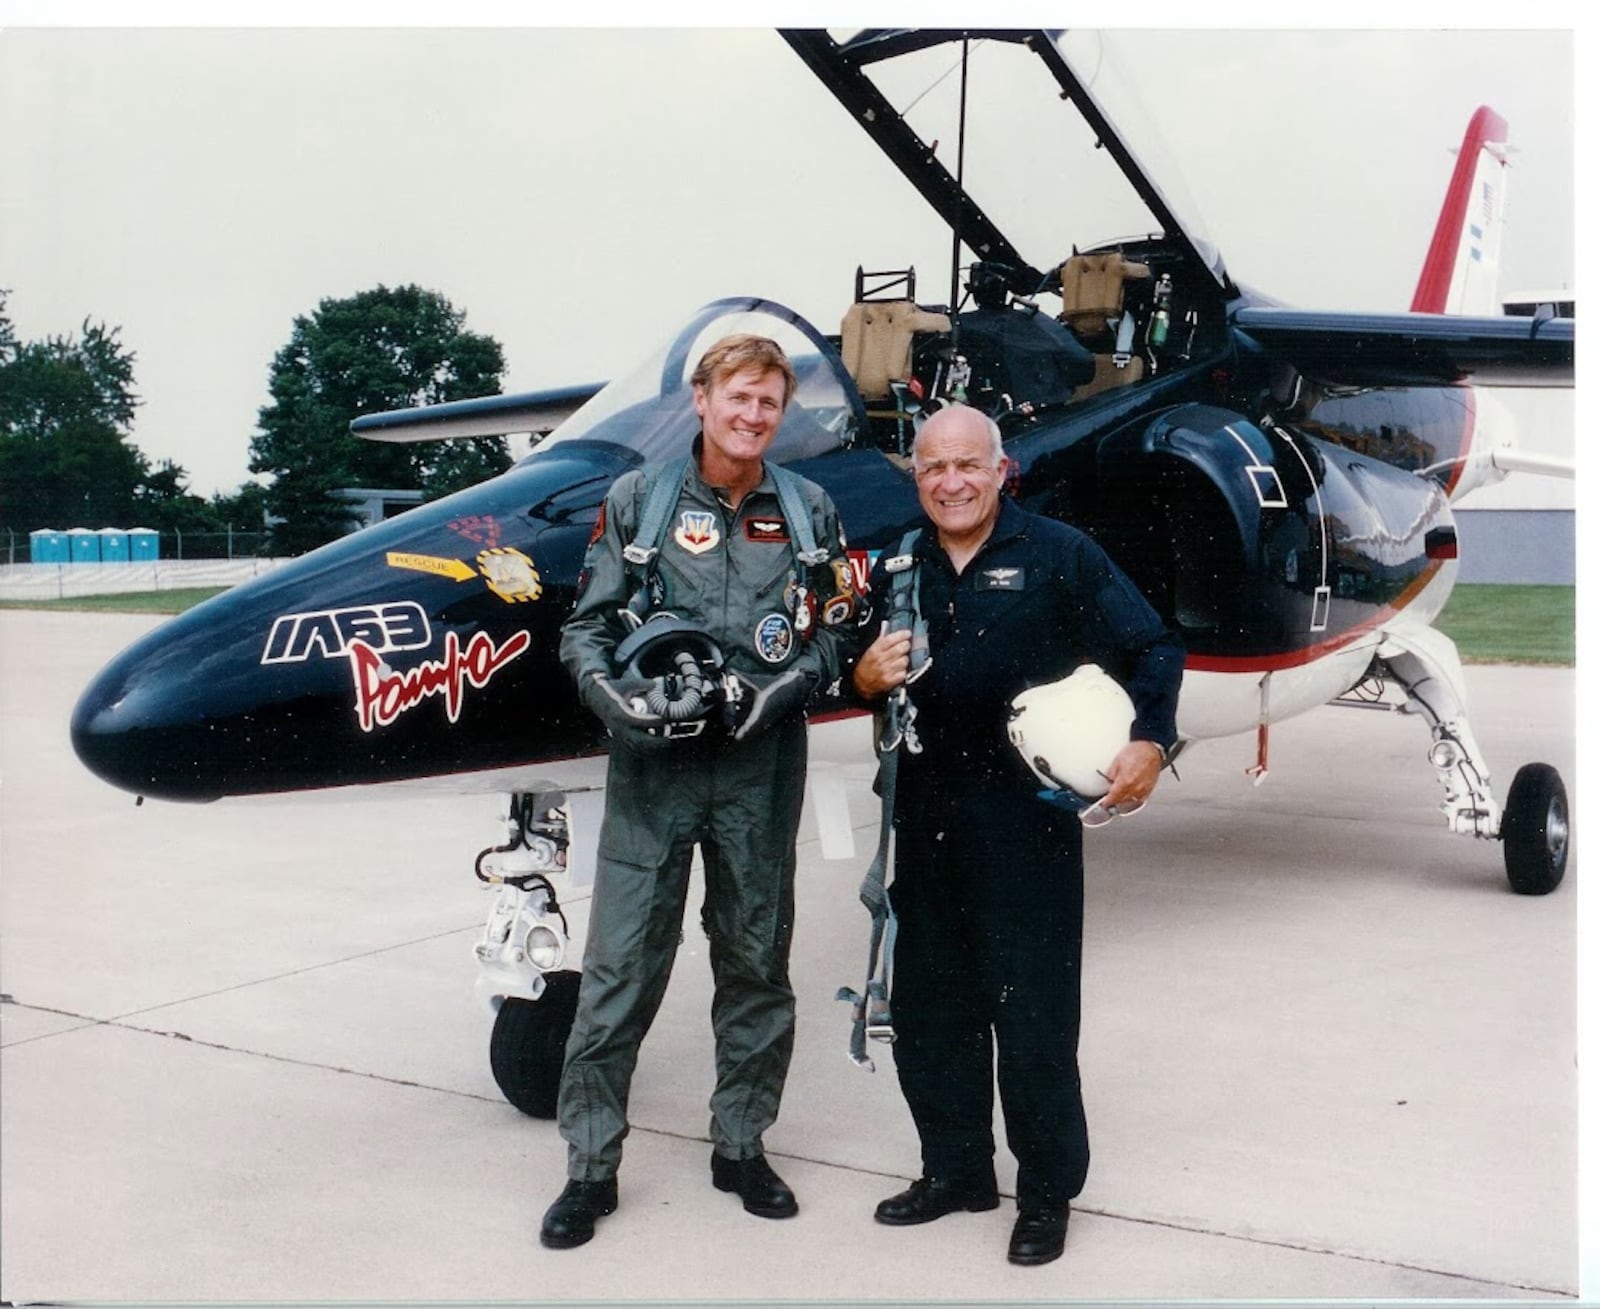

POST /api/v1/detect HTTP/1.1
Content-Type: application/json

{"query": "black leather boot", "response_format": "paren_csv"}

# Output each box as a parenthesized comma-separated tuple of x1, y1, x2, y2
(1007, 1205, 1069, 1265)
(874, 1175, 1001, 1226)
(710, 1152, 798, 1218)
(539, 1177, 618, 1249)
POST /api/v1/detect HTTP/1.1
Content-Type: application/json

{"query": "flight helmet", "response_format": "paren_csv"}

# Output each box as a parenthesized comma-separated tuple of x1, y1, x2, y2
(1007, 663, 1135, 798)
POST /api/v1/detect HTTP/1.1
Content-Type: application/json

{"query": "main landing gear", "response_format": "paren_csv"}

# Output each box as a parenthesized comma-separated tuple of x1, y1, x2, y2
(1500, 763, 1570, 896)
(474, 792, 581, 1116)
(1379, 628, 1570, 895)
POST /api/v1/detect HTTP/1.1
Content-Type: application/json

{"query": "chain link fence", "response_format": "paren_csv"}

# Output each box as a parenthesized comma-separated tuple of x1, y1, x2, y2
(2, 527, 268, 564)
(0, 527, 285, 601)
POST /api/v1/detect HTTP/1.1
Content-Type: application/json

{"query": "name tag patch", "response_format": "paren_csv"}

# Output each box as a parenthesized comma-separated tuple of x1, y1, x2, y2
(979, 567, 1025, 591)
(745, 517, 790, 543)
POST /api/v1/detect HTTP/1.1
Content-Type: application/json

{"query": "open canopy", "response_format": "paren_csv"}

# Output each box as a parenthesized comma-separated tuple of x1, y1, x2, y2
(780, 29, 1231, 301)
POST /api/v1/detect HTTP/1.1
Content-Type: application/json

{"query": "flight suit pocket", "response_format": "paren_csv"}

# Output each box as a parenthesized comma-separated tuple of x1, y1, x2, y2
(656, 548, 715, 617)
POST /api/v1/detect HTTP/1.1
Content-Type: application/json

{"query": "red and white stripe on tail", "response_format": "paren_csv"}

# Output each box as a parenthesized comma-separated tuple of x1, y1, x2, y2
(1410, 105, 1508, 316)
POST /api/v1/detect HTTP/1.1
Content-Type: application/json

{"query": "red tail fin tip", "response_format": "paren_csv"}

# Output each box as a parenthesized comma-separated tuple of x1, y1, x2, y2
(1411, 105, 1509, 315)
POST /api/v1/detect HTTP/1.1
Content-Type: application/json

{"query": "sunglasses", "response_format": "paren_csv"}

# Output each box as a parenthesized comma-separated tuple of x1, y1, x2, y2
(1035, 775, 1146, 828)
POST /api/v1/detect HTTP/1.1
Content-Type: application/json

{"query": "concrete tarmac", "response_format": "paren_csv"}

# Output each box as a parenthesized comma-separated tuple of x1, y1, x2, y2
(0, 610, 1582, 1303)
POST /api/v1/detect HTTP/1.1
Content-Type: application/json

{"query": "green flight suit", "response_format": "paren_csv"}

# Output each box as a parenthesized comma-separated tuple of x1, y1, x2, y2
(557, 444, 857, 1180)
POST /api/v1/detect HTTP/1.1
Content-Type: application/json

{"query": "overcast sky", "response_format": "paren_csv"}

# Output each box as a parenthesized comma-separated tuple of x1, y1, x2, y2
(0, 10, 1582, 510)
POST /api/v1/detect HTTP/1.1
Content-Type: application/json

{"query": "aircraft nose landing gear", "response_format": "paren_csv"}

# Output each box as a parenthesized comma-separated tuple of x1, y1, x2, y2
(475, 792, 582, 1117)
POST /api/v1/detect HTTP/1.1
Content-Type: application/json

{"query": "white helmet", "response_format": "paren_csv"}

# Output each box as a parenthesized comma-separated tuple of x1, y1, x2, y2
(1007, 664, 1135, 798)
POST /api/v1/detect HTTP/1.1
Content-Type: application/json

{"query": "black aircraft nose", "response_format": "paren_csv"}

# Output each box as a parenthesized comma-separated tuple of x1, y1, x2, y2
(69, 604, 260, 801)
(68, 448, 637, 803)
(71, 682, 193, 800)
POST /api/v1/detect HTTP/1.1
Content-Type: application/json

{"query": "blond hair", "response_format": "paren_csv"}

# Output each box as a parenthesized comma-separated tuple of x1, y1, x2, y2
(690, 334, 797, 407)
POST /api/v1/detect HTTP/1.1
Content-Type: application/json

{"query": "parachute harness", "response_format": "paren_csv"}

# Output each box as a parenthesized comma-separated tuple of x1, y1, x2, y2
(837, 528, 929, 1070)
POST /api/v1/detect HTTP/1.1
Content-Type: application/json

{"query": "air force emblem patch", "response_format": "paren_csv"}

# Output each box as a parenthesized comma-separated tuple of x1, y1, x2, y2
(674, 510, 721, 555)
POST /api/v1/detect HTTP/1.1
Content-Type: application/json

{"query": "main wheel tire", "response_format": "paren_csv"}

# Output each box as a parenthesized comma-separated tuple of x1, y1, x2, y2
(489, 969, 582, 1118)
(1501, 763, 1569, 895)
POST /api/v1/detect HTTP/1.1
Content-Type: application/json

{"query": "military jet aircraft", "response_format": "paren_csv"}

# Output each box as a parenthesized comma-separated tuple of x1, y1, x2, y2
(69, 29, 1574, 1116)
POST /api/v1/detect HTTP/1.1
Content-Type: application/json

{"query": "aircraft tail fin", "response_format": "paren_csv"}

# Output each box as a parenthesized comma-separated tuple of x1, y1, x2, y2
(1410, 106, 1509, 314)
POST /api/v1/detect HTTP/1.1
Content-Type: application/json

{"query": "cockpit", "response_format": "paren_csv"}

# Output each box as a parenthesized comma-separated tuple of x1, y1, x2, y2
(538, 232, 1226, 472)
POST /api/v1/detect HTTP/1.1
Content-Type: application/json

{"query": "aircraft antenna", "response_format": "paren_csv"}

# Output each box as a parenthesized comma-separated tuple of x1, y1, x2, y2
(949, 35, 971, 324)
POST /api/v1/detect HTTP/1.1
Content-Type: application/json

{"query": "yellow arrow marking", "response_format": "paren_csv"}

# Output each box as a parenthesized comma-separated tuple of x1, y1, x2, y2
(386, 551, 478, 582)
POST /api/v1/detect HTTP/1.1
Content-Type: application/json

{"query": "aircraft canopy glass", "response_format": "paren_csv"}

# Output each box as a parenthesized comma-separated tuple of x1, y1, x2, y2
(538, 298, 863, 467)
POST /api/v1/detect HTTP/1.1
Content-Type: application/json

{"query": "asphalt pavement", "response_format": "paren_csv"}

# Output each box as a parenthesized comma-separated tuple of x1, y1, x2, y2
(0, 609, 1586, 1304)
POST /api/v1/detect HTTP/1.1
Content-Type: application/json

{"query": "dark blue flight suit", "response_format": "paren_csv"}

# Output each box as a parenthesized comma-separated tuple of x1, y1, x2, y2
(863, 496, 1182, 1209)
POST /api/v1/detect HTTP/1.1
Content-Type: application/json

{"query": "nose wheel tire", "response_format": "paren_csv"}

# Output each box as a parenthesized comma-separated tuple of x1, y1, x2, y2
(1501, 763, 1569, 896)
(489, 969, 582, 1117)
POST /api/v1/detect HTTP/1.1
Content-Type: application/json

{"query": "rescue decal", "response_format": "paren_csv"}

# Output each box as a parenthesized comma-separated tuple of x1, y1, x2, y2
(979, 566, 1025, 591)
(386, 551, 477, 582)
(674, 511, 721, 555)
(262, 602, 431, 665)
(753, 613, 795, 664)
(349, 628, 532, 732)
(447, 514, 502, 549)
(477, 547, 544, 603)
(745, 517, 790, 543)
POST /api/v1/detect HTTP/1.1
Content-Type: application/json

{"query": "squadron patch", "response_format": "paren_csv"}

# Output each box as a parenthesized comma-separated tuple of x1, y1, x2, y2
(753, 612, 795, 664)
(830, 558, 859, 598)
(822, 595, 855, 627)
(822, 559, 860, 626)
(674, 510, 721, 555)
(477, 547, 543, 603)
(745, 517, 790, 544)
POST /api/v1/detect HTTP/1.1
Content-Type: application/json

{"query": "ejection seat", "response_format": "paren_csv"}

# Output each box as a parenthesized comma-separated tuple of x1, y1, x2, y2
(839, 268, 951, 450)
(1058, 252, 1152, 398)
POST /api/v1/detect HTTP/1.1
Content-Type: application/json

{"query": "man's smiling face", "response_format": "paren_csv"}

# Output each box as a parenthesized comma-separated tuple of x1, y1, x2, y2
(912, 408, 1006, 549)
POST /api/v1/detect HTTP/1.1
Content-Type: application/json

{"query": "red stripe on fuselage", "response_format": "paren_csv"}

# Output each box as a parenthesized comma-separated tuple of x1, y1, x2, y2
(1183, 558, 1449, 673)
(1440, 387, 1479, 499)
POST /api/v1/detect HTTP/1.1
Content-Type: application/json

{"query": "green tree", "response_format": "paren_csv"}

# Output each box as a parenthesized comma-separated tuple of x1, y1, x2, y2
(0, 291, 150, 536)
(250, 284, 508, 554)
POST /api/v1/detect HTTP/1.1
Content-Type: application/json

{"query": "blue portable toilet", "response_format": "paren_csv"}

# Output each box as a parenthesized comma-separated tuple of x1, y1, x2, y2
(67, 528, 101, 564)
(98, 527, 130, 563)
(29, 529, 69, 563)
(129, 527, 160, 561)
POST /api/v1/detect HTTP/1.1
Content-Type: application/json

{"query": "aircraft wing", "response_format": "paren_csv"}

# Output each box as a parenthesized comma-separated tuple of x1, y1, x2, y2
(350, 382, 606, 442)
(1233, 307, 1574, 388)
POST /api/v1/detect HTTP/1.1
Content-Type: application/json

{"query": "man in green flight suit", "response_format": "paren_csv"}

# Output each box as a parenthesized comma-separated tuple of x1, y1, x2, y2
(541, 334, 860, 1249)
